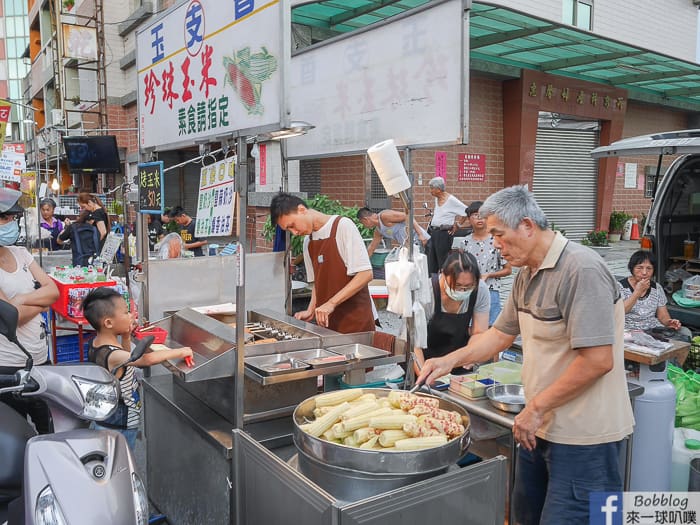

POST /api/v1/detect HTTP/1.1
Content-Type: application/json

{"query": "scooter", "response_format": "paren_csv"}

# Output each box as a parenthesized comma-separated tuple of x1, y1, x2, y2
(0, 299, 153, 525)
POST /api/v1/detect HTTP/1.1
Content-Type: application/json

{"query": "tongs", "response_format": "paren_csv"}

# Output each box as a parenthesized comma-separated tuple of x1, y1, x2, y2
(408, 353, 432, 394)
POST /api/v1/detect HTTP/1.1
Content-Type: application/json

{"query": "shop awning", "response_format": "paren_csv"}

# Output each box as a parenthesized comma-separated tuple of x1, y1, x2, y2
(470, 2, 700, 111)
(291, 0, 700, 111)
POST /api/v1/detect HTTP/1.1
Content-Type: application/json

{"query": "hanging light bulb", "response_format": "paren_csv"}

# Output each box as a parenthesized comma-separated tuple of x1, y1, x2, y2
(51, 178, 60, 192)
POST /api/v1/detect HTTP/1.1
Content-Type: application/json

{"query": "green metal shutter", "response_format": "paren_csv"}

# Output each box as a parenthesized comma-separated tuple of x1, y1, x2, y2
(532, 128, 599, 241)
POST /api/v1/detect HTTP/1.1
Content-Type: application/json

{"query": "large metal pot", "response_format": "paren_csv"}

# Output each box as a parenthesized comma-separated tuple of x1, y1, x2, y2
(292, 388, 471, 475)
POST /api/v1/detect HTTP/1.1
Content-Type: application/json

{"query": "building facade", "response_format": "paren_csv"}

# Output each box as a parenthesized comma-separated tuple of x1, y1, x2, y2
(20, 0, 700, 250)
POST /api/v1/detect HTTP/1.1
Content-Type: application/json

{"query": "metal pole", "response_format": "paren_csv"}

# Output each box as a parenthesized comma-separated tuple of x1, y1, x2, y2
(403, 148, 416, 387)
(280, 140, 292, 315)
(234, 136, 247, 431)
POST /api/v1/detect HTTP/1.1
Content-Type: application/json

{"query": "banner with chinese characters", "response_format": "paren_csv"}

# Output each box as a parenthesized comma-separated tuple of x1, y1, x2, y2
(458, 153, 486, 182)
(195, 156, 236, 237)
(137, 161, 164, 214)
(0, 101, 11, 152)
(0, 143, 26, 183)
(136, 0, 283, 151)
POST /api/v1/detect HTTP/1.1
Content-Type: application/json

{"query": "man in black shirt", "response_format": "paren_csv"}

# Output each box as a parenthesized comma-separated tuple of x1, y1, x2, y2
(169, 206, 207, 256)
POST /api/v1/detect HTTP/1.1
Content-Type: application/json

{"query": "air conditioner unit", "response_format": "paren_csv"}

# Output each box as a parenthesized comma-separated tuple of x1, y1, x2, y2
(50, 109, 63, 126)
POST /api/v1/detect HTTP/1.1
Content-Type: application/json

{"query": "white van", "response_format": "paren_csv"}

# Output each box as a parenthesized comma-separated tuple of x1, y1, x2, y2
(591, 129, 700, 328)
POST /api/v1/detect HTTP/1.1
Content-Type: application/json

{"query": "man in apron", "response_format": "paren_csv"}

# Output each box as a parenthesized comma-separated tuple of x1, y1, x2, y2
(270, 193, 375, 334)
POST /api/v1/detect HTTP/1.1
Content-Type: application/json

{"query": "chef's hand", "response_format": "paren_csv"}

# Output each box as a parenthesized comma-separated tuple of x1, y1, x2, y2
(416, 355, 455, 385)
(314, 302, 336, 328)
(294, 308, 314, 322)
(512, 401, 544, 451)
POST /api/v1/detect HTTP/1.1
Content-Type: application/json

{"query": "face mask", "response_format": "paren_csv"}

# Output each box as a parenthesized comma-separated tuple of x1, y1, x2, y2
(445, 282, 472, 302)
(0, 220, 19, 246)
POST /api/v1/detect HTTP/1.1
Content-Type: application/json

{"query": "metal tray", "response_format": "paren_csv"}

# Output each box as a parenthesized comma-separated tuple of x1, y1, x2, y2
(326, 343, 390, 361)
(245, 354, 310, 376)
(485, 384, 525, 413)
(286, 348, 348, 368)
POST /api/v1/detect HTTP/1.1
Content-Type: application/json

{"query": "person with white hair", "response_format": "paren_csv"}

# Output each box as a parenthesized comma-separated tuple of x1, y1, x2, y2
(417, 185, 634, 524)
(426, 177, 466, 273)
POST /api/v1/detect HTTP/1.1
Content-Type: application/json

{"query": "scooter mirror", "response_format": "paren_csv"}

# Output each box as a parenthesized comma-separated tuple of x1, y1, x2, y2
(422, 202, 428, 209)
(110, 335, 154, 376)
(130, 335, 153, 362)
(0, 299, 19, 343)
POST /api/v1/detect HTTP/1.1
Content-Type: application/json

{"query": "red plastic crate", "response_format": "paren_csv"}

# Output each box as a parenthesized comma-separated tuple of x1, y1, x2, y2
(51, 278, 117, 319)
(133, 326, 168, 344)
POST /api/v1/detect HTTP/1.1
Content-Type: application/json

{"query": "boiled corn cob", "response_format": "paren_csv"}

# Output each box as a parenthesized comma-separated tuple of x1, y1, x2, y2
(342, 401, 380, 420)
(313, 406, 333, 418)
(356, 393, 377, 403)
(359, 435, 380, 449)
(403, 421, 442, 438)
(342, 407, 393, 432)
(330, 422, 352, 439)
(394, 435, 448, 450)
(368, 414, 417, 430)
(343, 435, 359, 447)
(378, 429, 409, 447)
(315, 389, 365, 408)
(306, 402, 351, 437)
(353, 427, 378, 444)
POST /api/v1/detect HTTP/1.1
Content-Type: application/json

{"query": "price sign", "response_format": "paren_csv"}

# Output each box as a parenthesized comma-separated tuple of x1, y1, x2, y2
(195, 156, 236, 237)
(137, 161, 164, 214)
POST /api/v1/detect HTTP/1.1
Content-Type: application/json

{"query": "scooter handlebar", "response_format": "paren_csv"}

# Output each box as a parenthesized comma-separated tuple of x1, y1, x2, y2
(0, 372, 21, 389)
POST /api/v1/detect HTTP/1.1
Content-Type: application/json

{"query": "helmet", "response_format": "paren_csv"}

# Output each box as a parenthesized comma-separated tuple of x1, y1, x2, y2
(0, 188, 23, 215)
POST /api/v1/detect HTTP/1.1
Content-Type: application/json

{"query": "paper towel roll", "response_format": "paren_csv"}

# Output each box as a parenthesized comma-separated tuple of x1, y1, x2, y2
(367, 139, 411, 196)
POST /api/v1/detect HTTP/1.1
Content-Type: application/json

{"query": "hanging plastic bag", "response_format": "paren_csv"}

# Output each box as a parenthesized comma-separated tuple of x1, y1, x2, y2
(412, 252, 433, 319)
(383, 246, 402, 265)
(385, 248, 414, 317)
(412, 301, 428, 348)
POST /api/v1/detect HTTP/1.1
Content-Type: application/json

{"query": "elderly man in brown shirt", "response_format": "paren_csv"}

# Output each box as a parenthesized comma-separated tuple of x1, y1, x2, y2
(418, 185, 634, 524)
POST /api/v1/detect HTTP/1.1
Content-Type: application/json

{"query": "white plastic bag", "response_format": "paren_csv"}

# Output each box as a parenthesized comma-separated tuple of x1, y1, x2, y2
(412, 301, 428, 348)
(412, 252, 433, 319)
(385, 248, 414, 317)
(683, 275, 700, 300)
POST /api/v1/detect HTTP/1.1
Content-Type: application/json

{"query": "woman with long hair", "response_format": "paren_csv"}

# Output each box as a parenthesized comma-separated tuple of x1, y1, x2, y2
(76, 192, 111, 246)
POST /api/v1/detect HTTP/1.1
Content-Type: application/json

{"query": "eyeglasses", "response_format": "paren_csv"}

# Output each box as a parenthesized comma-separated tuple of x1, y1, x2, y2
(633, 264, 654, 272)
(452, 284, 475, 292)
(0, 214, 18, 223)
(469, 212, 481, 218)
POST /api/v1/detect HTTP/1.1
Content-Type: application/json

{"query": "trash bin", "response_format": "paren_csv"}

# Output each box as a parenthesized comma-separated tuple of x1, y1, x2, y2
(690, 458, 700, 491)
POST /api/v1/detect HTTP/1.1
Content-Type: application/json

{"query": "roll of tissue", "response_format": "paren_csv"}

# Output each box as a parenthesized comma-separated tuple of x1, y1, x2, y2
(367, 139, 411, 196)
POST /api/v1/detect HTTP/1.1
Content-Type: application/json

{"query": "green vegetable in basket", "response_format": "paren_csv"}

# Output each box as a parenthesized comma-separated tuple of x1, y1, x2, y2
(693, 336, 700, 344)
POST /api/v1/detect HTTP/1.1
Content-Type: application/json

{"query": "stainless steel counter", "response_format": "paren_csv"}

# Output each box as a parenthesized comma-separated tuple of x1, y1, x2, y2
(143, 373, 508, 525)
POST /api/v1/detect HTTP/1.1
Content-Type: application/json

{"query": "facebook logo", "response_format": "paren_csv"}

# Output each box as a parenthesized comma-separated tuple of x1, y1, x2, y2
(590, 492, 622, 525)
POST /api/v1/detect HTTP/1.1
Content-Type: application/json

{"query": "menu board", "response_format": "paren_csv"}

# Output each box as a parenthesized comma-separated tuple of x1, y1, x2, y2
(195, 156, 236, 238)
(137, 161, 164, 214)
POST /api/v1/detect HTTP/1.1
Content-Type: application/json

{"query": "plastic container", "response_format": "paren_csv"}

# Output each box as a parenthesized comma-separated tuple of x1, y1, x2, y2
(671, 428, 700, 491)
(53, 334, 95, 363)
(629, 377, 676, 491)
(133, 326, 168, 344)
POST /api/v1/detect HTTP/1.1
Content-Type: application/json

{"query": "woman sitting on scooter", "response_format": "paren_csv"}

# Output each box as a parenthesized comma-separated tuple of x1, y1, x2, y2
(0, 188, 59, 434)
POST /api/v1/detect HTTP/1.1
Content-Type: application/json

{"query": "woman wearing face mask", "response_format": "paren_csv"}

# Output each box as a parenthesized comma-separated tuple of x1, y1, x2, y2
(414, 249, 490, 376)
(0, 188, 59, 433)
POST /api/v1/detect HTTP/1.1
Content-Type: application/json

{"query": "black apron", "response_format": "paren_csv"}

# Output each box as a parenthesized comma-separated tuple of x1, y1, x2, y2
(425, 274, 478, 375)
